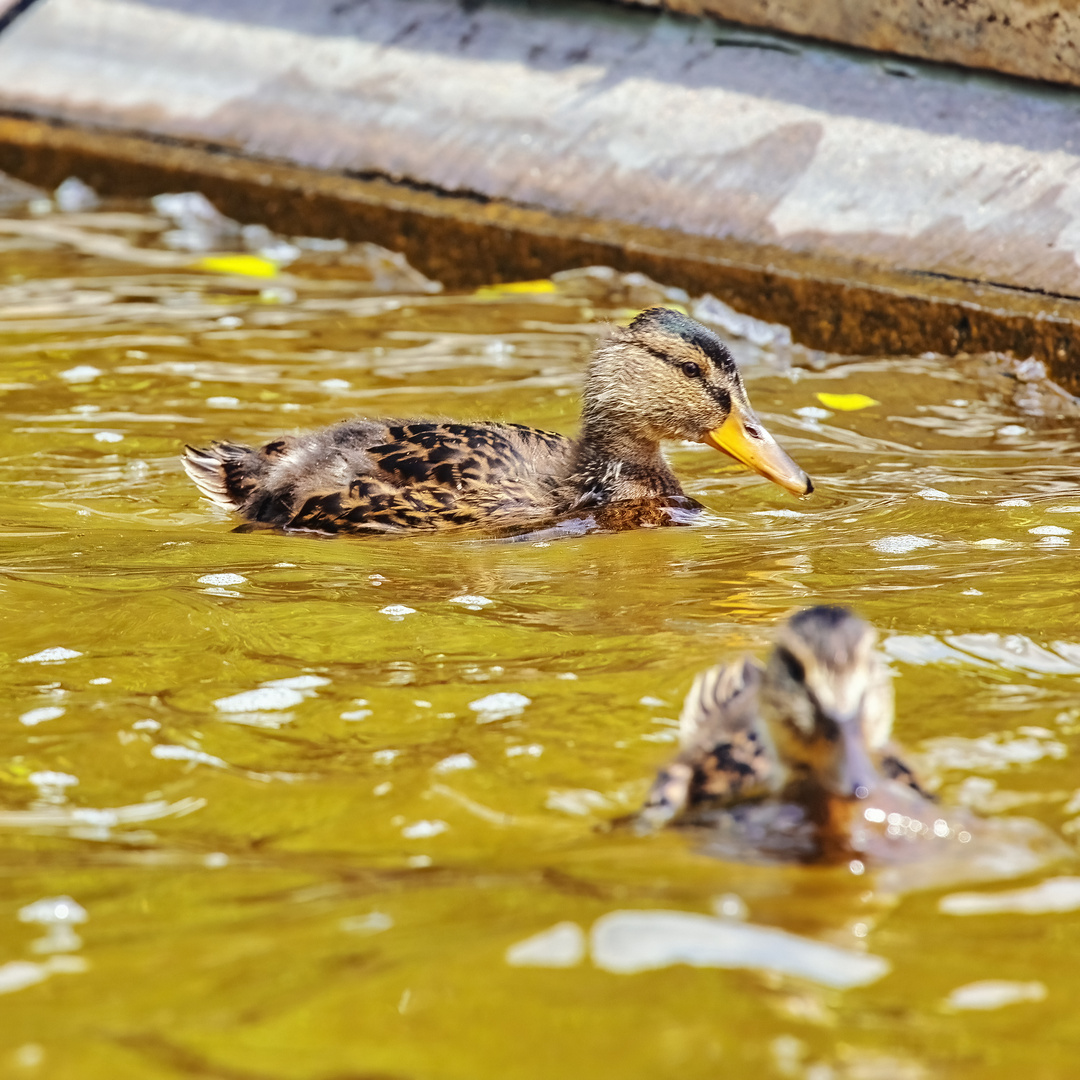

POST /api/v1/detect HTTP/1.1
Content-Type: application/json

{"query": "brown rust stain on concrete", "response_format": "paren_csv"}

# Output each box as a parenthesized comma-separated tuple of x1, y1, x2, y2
(1, 114, 1078, 393)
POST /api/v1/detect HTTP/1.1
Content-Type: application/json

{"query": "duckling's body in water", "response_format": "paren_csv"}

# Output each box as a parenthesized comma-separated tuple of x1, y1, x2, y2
(636, 608, 1071, 883)
(182, 308, 811, 536)
(640, 607, 940, 865)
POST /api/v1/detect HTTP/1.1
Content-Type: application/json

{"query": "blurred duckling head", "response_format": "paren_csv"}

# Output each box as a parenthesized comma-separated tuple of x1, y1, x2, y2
(583, 307, 812, 496)
(761, 606, 894, 798)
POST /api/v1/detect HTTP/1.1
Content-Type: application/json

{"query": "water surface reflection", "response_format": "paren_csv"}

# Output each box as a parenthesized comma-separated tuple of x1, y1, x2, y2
(1, 186, 1079, 1077)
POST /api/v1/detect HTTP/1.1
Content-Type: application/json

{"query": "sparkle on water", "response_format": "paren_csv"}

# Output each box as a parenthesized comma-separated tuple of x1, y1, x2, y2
(1, 190, 1080, 1078)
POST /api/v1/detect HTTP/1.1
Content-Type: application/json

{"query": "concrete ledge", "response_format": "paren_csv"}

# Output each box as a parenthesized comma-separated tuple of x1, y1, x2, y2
(633, 1, 1080, 89)
(3, 0, 1080, 299)
(3, 113, 1080, 394)
(1, 0, 1079, 390)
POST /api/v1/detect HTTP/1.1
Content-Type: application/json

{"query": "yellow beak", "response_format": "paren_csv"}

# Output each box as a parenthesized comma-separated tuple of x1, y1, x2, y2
(703, 409, 813, 497)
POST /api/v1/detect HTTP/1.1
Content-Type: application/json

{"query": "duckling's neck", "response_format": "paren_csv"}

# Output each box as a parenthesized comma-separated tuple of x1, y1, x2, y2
(564, 422, 683, 507)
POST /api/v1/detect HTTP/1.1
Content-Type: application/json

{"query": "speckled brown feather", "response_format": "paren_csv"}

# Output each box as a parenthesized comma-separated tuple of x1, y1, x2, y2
(185, 420, 574, 534)
(640, 658, 775, 827)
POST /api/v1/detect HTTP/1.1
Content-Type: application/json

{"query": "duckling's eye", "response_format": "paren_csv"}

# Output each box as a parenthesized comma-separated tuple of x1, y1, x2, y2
(681, 361, 703, 379)
(778, 649, 805, 684)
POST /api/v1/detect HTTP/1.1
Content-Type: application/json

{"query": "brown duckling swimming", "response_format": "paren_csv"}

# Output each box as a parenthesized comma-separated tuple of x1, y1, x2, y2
(182, 307, 811, 535)
(641, 606, 933, 864)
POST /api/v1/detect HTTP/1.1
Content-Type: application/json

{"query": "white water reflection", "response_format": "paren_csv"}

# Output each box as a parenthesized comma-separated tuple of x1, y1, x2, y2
(919, 729, 1067, 772)
(151, 746, 227, 769)
(0, 956, 87, 996)
(885, 631, 1080, 676)
(947, 634, 1080, 675)
(213, 674, 329, 722)
(506, 922, 587, 968)
(19, 895, 86, 954)
(871, 534, 934, 554)
(17, 647, 82, 664)
(469, 692, 531, 722)
(0, 797, 204, 831)
(0, 892, 90, 996)
(341, 912, 394, 936)
(873, 813, 1071, 895)
(18, 706, 65, 727)
(432, 753, 477, 774)
(505, 910, 890, 988)
(590, 910, 890, 988)
(945, 980, 1046, 1010)
(941, 876, 1080, 915)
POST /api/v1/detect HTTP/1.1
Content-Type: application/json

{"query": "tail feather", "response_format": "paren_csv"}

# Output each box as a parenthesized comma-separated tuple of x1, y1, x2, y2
(181, 442, 256, 512)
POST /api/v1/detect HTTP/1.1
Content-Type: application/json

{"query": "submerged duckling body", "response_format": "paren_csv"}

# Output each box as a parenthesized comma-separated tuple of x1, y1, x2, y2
(642, 607, 932, 864)
(183, 308, 811, 535)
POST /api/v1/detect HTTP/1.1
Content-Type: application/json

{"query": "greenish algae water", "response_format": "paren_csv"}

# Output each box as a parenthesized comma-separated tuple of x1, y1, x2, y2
(2, 202, 1080, 1079)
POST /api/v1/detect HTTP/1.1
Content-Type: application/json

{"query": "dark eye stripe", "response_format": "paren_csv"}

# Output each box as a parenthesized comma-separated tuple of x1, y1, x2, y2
(777, 647, 805, 683)
(641, 346, 678, 366)
(641, 346, 736, 406)
(709, 386, 731, 411)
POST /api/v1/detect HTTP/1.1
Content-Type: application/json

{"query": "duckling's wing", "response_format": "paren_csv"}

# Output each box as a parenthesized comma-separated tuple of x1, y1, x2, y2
(681, 658, 777, 805)
(641, 659, 774, 827)
(678, 657, 762, 750)
(879, 743, 935, 800)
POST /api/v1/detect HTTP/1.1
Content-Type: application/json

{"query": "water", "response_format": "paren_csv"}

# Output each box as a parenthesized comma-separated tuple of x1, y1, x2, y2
(2, 194, 1080, 1079)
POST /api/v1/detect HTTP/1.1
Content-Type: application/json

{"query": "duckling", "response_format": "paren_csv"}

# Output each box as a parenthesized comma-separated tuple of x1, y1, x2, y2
(641, 607, 926, 839)
(182, 307, 811, 535)
(640, 608, 1073, 876)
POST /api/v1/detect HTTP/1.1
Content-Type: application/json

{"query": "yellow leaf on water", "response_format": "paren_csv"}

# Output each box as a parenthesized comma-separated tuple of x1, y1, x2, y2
(474, 279, 557, 297)
(197, 255, 279, 278)
(816, 392, 880, 411)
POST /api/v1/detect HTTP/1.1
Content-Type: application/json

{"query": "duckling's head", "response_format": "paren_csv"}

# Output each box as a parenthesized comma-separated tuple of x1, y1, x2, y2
(760, 606, 894, 798)
(584, 307, 812, 496)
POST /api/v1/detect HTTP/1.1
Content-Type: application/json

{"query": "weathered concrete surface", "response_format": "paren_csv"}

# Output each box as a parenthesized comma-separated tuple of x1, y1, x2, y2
(0, 0, 1079, 387)
(2, 0, 1080, 301)
(633, 1, 1080, 90)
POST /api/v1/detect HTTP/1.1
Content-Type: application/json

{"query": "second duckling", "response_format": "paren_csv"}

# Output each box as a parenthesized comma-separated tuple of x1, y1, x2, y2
(641, 607, 931, 863)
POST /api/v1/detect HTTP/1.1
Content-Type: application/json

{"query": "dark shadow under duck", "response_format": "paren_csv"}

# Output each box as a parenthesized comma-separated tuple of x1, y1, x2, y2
(182, 307, 811, 536)
(639, 607, 938, 865)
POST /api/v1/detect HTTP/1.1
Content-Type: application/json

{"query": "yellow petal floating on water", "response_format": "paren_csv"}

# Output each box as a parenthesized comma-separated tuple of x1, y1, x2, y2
(816, 392, 880, 411)
(197, 255, 279, 278)
(474, 279, 557, 298)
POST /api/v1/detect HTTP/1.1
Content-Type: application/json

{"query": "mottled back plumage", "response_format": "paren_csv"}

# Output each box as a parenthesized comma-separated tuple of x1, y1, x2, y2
(185, 419, 572, 534)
